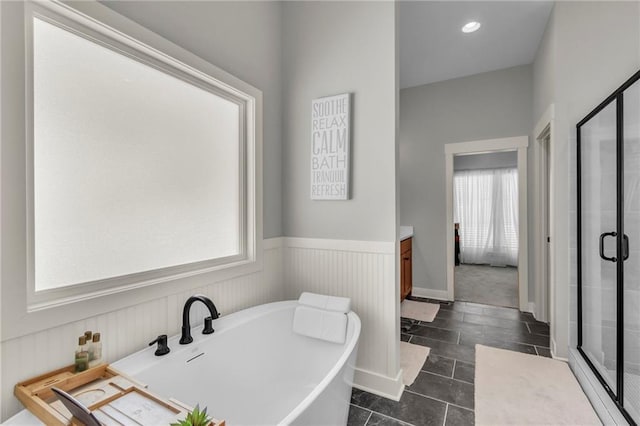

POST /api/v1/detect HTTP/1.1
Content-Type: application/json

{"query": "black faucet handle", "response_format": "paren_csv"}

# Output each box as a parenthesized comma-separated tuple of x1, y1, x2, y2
(149, 334, 170, 356)
(203, 316, 215, 335)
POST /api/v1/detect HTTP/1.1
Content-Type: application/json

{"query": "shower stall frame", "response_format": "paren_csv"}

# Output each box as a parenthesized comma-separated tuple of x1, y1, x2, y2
(577, 68, 640, 426)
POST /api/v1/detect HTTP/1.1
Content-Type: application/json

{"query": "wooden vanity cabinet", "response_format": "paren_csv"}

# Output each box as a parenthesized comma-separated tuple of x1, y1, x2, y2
(400, 237, 412, 301)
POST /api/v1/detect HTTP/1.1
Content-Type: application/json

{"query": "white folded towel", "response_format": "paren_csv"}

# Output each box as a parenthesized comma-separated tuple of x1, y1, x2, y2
(293, 305, 347, 344)
(298, 292, 351, 313)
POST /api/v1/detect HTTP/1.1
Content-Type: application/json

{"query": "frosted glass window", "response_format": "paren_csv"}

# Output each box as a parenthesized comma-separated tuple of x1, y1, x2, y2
(33, 17, 243, 291)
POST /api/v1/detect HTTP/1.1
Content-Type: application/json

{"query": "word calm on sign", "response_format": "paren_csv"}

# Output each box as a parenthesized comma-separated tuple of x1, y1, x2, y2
(310, 93, 351, 200)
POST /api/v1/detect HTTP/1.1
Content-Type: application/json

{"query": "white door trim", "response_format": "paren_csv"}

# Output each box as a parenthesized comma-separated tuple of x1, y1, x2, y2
(533, 104, 555, 325)
(444, 136, 529, 311)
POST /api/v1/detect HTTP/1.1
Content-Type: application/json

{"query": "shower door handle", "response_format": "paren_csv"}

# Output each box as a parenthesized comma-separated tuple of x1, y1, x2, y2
(623, 234, 630, 261)
(599, 232, 617, 262)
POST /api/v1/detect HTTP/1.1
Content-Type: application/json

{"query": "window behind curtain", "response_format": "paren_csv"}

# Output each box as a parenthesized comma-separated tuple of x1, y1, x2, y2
(453, 168, 519, 266)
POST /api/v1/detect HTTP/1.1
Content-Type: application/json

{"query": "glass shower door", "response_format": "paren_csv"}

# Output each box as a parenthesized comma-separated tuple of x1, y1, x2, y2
(578, 69, 640, 425)
(624, 80, 640, 424)
(579, 100, 618, 394)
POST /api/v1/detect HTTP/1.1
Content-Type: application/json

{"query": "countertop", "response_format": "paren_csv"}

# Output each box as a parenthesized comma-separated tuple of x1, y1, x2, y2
(400, 226, 413, 241)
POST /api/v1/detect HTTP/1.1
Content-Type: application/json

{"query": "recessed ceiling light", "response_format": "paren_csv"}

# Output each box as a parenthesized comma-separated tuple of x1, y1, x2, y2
(462, 21, 481, 33)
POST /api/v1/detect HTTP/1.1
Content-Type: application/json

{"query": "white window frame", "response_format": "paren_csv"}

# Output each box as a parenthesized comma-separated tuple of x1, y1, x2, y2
(1, 0, 263, 339)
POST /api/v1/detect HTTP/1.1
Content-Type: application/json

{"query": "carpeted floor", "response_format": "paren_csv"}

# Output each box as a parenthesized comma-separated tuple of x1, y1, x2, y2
(455, 264, 518, 308)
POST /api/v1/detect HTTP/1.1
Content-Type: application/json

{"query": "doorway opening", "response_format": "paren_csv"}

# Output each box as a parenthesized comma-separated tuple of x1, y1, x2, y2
(445, 136, 529, 312)
(453, 151, 519, 308)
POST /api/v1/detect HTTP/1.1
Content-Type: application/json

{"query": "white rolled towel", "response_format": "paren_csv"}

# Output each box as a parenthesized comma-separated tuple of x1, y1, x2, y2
(298, 292, 351, 313)
(293, 305, 347, 344)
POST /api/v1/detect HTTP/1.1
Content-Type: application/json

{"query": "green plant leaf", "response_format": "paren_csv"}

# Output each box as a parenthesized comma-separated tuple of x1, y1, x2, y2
(172, 404, 212, 426)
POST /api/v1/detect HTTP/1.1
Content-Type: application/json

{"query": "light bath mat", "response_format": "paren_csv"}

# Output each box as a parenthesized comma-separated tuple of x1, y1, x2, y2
(475, 345, 601, 425)
(401, 299, 439, 322)
(400, 341, 430, 386)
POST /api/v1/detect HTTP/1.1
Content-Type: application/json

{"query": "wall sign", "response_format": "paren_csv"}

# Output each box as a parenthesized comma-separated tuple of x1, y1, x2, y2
(310, 93, 351, 200)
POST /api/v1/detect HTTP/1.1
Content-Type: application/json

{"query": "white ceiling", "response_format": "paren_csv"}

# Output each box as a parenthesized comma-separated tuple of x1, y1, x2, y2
(399, 1, 554, 89)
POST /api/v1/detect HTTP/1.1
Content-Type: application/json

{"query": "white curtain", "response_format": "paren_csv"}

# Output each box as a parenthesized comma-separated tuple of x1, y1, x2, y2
(454, 168, 518, 267)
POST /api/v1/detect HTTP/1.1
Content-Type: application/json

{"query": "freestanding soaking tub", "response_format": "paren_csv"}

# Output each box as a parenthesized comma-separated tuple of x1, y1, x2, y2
(113, 300, 361, 426)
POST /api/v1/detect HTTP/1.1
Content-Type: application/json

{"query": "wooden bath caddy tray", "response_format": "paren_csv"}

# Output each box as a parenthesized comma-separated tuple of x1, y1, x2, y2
(15, 364, 225, 426)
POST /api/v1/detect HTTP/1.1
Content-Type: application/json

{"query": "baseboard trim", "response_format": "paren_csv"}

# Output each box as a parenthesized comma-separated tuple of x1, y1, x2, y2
(353, 367, 404, 401)
(550, 337, 568, 362)
(527, 302, 536, 315)
(411, 287, 450, 301)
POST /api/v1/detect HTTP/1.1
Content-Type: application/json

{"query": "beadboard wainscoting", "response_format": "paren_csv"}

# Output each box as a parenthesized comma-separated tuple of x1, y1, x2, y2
(0, 239, 283, 421)
(283, 237, 403, 400)
(1, 237, 403, 420)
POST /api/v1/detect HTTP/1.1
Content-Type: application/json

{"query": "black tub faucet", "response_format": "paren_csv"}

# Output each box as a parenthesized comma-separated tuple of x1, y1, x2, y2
(180, 294, 220, 344)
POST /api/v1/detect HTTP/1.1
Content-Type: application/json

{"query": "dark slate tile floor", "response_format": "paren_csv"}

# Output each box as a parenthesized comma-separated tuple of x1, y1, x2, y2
(348, 298, 550, 426)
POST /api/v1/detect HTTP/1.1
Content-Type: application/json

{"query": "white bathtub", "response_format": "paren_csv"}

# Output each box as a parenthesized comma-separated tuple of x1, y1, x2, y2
(112, 300, 361, 426)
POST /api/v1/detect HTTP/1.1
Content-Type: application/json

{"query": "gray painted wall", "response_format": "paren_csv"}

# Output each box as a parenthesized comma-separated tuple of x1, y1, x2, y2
(282, 2, 397, 242)
(530, 1, 640, 357)
(454, 151, 517, 171)
(101, 1, 284, 238)
(527, 5, 556, 316)
(400, 65, 532, 292)
(532, 10, 555, 123)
